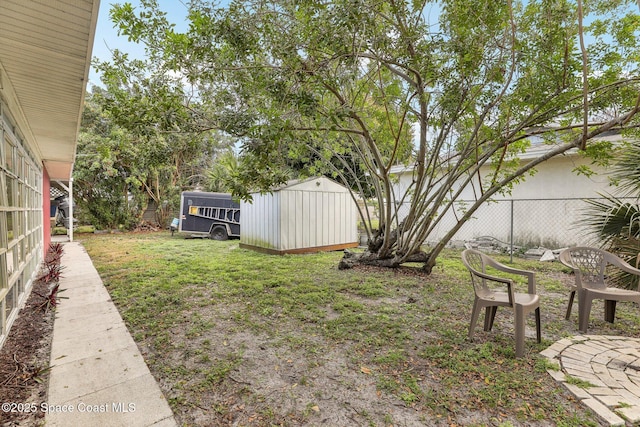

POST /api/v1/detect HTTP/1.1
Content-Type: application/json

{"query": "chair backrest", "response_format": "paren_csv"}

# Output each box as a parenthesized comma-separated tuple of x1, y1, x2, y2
(559, 247, 607, 289)
(461, 249, 494, 297)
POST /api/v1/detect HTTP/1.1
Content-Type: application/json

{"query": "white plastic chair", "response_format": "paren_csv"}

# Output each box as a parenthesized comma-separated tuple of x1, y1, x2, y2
(461, 249, 541, 357)
(559, 247, 640, 333)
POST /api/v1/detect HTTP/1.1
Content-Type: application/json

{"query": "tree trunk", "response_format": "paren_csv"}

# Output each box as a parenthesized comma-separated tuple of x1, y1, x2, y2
(338, 248, 431, 271)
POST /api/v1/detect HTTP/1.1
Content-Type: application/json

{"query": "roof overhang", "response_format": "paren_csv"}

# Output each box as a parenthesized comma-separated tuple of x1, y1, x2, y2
(0, 0, 100, 181)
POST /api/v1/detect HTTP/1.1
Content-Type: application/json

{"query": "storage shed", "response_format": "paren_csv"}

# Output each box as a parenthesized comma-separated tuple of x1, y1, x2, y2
(240, 177, 359, 254)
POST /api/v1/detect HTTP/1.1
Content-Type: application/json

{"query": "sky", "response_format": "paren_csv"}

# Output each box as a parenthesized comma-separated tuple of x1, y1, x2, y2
(89, 0, 191, 87)
(88, 1, 625, 89)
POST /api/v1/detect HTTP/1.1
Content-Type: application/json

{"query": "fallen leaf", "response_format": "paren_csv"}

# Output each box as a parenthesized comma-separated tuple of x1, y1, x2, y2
(361, 366, 372, 374)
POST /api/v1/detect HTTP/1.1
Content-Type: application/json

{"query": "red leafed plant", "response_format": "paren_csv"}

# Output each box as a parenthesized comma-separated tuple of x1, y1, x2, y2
(34, 243, 67, 310)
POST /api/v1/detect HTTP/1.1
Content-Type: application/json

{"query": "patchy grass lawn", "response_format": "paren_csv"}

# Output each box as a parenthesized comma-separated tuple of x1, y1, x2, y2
(78, 232, 640, 426)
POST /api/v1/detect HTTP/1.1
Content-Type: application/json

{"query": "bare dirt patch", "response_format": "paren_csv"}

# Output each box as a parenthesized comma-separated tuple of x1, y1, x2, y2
(0, 278, 55, 427)
(136, 264, 603, 427)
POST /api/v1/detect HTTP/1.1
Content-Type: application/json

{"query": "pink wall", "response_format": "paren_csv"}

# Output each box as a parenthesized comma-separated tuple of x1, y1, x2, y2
(42, 168, 51, 253)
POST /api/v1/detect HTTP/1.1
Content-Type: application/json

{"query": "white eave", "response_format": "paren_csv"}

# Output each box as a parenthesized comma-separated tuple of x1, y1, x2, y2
(0, 0, 100, 181)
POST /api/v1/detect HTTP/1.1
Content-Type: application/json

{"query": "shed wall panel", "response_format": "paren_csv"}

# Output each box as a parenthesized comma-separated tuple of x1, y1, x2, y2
(278, 189, 358, 251)
(337, 193, 344, 243)
(302, 192, 318, 248)
(243, 177, 358, 253)
(267, 193, 280, 248)
(280, 191, 289, 250)
(240, 192, 281, 249)
(321, 192, 329, 246)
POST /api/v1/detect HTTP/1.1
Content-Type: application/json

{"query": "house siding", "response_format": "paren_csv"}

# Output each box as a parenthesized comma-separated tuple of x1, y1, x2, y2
(0, 97, 43, 349)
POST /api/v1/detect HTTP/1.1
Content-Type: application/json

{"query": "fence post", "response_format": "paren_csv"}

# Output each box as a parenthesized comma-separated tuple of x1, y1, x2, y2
(510, 199, 514, 263)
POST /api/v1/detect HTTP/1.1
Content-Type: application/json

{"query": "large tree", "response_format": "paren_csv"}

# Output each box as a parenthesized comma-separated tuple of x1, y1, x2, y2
(75, 90, 141, 229)
(99, 0, 640, 271)
(76, 87, 227, 228)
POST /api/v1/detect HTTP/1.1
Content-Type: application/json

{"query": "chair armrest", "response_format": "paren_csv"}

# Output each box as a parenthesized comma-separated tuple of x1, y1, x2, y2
(470, 270, 515, 306)
(609, 255, 640, 276)
(485, 258, 537, 294)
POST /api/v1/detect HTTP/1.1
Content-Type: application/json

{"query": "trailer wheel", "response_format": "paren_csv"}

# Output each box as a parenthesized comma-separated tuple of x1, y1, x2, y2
(210, 226, 229, 241)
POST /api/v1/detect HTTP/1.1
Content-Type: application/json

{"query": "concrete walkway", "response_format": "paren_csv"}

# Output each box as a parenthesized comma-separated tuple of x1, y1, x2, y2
(542, 335, 640, 427)
(46, 241, 177, 427)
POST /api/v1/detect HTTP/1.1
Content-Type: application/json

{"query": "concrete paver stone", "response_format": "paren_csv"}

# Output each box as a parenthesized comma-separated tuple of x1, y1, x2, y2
(545, 335, 640, 426)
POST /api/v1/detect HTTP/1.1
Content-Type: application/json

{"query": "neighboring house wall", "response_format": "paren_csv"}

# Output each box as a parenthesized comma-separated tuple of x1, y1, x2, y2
(241, 177, 359, 254)
(392, 149, 617, 248)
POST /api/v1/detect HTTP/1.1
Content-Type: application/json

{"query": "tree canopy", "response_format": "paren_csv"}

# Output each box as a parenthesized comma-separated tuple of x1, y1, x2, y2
(96, 0, 640, 271)
(76, 87, 228, 229)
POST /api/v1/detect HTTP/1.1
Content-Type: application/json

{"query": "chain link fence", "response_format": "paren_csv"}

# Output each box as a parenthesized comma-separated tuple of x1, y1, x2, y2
(395, 197, 632, 251)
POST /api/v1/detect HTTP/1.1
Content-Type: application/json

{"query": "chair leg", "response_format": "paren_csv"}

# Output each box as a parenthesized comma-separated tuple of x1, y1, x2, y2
(565, 290, 575, 320)
(485, 306, 498, 331)
(579, 292, 592, 333)
(604, 300, 617, 323)
(469, 301, 481, 340)
(514, 305, 525, 358)
(535, 307, 541, 343)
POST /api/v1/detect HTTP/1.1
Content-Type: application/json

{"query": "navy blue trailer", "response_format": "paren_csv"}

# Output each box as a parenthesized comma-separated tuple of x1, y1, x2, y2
(178, 191, 240, 240)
